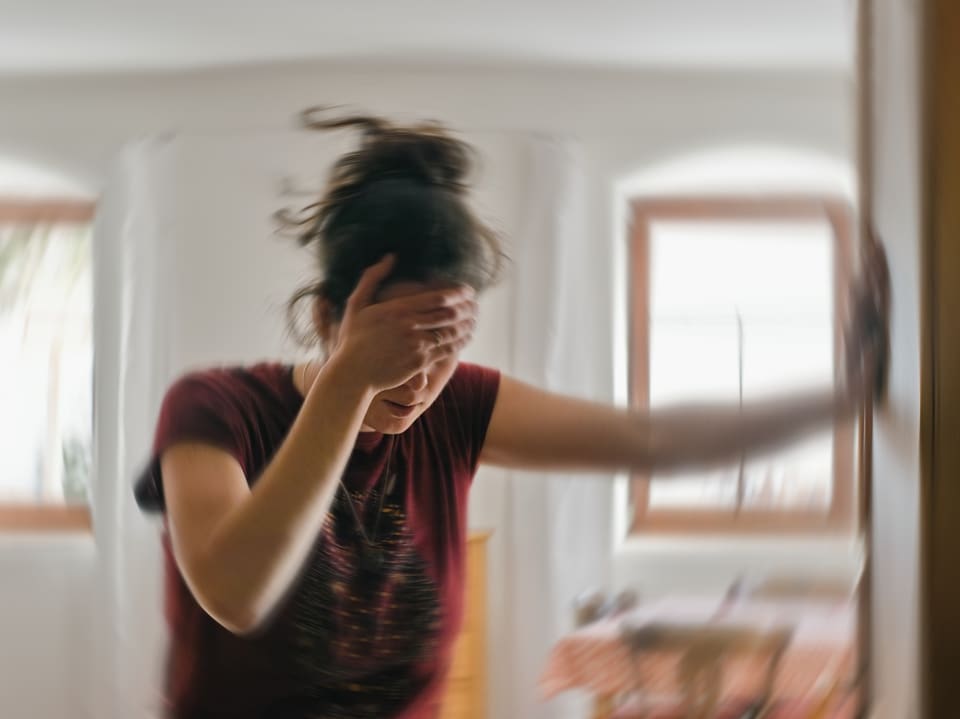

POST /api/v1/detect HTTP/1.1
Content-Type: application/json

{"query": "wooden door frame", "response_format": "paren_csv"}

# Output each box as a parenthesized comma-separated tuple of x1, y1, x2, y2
(921, 0, 960, 714)
(865, 0, 960, 714)
(855, 0, 874, 711)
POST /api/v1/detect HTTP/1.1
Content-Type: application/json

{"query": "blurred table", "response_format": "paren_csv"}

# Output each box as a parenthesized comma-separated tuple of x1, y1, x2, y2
(540, 595, 856, 717)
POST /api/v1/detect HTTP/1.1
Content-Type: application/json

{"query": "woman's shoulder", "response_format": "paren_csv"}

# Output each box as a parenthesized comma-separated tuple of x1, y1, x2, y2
(440, 362, 500, 410)
(425, 361, 501, 471)
(157, 361, 300, 431)
(170, 359, 289, 383)
(164, 361, 294, 399)
(446, 361, 501, 391)
(136, 362, 297, 513)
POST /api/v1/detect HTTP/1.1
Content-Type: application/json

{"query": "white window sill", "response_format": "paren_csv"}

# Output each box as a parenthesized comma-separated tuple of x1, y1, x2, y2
(612, 533, 863, 597)
(0, 530, 96, 555)
(618, 533, 862, 555)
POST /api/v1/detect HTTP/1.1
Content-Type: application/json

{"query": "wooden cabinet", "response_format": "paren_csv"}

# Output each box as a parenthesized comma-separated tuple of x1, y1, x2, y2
(439, 531, 490, 719)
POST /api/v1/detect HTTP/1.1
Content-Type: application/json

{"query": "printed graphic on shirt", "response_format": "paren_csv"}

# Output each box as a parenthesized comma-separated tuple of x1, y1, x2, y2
(277, 478, 442, 718)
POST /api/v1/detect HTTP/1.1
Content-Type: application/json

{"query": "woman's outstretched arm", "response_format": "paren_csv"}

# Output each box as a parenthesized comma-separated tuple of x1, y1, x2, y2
(480, 376, 854, 475)
(482, 246, 889, 476)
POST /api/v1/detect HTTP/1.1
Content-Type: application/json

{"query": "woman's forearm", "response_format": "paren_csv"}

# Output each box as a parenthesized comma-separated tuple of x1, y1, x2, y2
(648, 385, 856, 475)
(196, 354, 374, 633)
(480, 375, 858, 476)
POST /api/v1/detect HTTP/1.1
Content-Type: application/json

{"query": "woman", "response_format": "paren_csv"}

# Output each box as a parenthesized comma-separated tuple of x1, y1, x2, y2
(134, 111, 888, 719)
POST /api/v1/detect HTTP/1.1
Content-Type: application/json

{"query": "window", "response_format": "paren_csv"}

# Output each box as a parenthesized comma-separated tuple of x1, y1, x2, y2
(0, 199, 95, 531)
(628, 197, 856, 534)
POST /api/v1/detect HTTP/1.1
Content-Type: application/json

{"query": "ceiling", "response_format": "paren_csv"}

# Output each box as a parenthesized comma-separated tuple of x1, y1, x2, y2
(0, 0, 855, 75)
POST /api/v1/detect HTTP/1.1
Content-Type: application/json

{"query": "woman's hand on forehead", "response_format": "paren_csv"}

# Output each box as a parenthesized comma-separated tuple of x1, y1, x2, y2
(376, 285, 478, 328)
(332, 260, 478, 393)
(375, 281, 475, 307)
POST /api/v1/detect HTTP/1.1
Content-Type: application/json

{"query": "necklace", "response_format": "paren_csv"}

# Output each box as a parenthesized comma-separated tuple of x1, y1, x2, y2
(339, 435, 396, 573)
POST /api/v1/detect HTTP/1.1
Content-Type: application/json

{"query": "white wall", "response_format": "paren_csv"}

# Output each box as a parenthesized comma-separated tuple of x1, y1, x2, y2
(0, 536, 95, 717)
(0, 61, 853, 719)
(867, 0, 924, 716)
(0, 62, 851, 190)
(611, 536, 862, 600)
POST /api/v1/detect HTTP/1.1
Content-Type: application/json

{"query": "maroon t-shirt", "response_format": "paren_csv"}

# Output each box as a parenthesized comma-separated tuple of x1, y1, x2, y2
(134, 361, 501, 719)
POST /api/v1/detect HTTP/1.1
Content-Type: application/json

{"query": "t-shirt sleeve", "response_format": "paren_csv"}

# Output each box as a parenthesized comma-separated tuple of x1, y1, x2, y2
(444, 362, 502, 475)
(133, 371, 249, 513)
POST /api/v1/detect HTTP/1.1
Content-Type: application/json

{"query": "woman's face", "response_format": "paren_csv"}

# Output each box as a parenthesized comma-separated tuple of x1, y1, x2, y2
(327, 279, 464, 435)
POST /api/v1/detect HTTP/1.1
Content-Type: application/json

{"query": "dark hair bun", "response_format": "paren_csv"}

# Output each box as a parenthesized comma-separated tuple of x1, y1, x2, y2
(282, 107, 506, 344)
(300, 107, 472, 195)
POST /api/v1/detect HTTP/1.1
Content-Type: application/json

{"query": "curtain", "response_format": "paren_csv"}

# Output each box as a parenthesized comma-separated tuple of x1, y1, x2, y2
(92, 129, 371, 717)
(501, 137, 615, 719)
(91, 137, 174, 719)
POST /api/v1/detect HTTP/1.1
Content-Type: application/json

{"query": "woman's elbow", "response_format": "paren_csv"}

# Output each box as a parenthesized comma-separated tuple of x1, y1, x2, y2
(201, 593, 270, 636)
(182, 563, 273, 636)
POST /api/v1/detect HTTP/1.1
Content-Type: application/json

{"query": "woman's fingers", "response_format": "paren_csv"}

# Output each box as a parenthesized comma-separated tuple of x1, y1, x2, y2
(392, 285, 475, 315)
(847, 234, 891, 400)
(429, 316, 476, 345)
(412, 298, 478, 331)
(864, 239, 890, 399)
(425, 317, 477, 359)
(430, 332, 473, 360)
(344, 254, 396, 314)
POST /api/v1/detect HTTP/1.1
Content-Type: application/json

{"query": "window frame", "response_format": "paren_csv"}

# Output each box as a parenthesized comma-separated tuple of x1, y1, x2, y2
(628, 196, 857, 536)
(0, 197, 96, 533)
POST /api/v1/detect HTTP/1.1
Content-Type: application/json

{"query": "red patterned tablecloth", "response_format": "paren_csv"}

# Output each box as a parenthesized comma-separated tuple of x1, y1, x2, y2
(540, 596, 856, 702)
